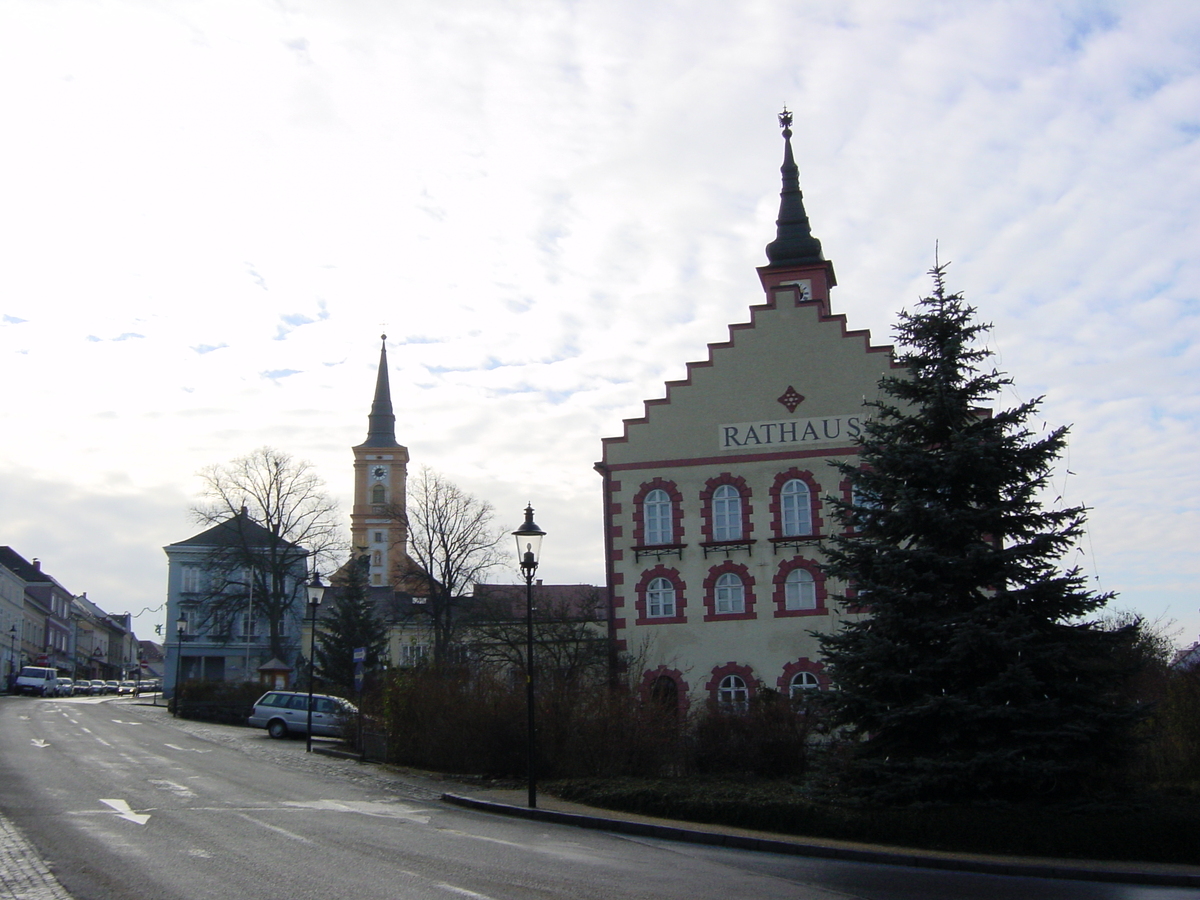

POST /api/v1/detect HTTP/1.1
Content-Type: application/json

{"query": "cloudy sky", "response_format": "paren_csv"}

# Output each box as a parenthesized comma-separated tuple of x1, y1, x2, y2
(0, 1, 1196, 647)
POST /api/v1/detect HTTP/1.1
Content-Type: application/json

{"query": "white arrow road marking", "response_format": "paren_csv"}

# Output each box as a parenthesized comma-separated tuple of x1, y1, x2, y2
(31, 739, 49, 748)
(99, 799, 151, 825)
(165, 743, 212, 753)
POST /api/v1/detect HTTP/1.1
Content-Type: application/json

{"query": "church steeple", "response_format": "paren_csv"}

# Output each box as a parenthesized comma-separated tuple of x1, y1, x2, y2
(358, 334, 397, 449)
(764, 108, 825, 267)
(351, 334, 409, 588)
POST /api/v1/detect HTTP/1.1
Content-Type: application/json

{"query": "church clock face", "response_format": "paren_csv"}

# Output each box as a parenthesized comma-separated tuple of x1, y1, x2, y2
(371, 465, 387, 481)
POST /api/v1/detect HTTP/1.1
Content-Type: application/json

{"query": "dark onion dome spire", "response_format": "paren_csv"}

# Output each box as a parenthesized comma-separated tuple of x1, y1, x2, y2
(359, 334, 398, 448)
(764, 107, 825, 266)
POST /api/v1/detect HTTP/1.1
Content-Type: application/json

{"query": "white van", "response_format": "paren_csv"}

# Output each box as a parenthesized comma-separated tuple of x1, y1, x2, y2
(14, 666, 60, 697)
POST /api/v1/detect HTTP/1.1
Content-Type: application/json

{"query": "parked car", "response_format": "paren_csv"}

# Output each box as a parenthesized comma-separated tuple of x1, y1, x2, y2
(118, 681, 138, 695)
(54, 678, 74, 697)
(247, 691, 357, 739)
(73, 680, 93, 696)
(90, 679, 108, 694)
(104, 680, 120, 694)
(13, 666, 59, 696)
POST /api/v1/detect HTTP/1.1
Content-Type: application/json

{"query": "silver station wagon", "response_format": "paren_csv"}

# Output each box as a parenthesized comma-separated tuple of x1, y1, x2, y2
(247, 691, 357, 739)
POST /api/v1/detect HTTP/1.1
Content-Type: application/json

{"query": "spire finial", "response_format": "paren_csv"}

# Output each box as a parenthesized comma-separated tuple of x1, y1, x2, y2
(359, 336, 398, 448)
(764, 107, 824, 267)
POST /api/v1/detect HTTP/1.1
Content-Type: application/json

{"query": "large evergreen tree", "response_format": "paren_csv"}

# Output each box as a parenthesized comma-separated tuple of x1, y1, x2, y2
(818, 264, 1141, 804)
(315, 553, 389, 695)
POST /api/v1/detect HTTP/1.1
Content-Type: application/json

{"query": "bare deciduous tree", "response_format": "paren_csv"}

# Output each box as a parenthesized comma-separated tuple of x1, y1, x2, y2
(190, 447, 343, 661)
(391, 467, 507, 666)
(467, 585, 609, 687)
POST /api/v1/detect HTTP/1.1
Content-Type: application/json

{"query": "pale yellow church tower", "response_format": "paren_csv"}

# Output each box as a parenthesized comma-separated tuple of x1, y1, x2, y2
(350, 335, 409, 586)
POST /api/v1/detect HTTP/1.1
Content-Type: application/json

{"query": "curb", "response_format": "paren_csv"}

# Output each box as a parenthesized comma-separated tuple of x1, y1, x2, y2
(441, 793, 1200, 889)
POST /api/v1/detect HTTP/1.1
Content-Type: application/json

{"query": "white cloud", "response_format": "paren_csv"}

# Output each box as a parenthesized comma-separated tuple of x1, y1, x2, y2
(0, 0, 1196, 644)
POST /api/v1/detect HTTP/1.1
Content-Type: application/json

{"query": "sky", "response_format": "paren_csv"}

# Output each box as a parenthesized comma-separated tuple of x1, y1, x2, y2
(0, 0, 1196, 648)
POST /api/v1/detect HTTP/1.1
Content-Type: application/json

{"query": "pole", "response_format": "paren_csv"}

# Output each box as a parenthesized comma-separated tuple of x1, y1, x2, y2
(173, 628, 185, 718)
(525, 568, 537, 809)
(306, 598, 317, 753)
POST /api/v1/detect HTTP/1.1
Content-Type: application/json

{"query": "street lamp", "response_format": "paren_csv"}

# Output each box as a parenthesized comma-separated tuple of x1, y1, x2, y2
(305, 570, 327, 753)
(512, 504, 545, 809)
(173, 615, 187, 718)
(8, 624, 17, 693)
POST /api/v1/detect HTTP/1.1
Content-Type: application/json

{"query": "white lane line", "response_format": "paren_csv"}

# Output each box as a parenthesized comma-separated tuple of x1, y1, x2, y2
(95, 737, 113, 747)
(111, 719, 143, 725)
(435, 884, 496, 900)
(165, 743, 212, 753)
(30, 739, 49, 748)
(148, 779, 197, 798)
(81, 727, 92, 733)
(233, 812, 314, 843)
(99, 799, 151, 825)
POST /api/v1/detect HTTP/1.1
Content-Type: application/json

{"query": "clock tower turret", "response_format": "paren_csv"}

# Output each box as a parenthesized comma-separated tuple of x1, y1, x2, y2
(351, 335, 410, 586)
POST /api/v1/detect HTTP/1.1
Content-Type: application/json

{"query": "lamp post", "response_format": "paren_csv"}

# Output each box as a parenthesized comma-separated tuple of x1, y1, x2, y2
(8, 624, 17, 693)
(305, 570, 327, 753)
(512, 505, 545, 809)
(172, 615, 187, 717)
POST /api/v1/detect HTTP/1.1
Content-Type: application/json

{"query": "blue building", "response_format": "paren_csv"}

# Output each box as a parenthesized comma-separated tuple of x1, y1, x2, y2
(162, 509, 309, 697)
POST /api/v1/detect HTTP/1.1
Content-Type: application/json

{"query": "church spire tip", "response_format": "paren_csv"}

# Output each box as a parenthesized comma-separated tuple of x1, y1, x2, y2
(764, 106, 824, 267)
(359, 336, 398, 448)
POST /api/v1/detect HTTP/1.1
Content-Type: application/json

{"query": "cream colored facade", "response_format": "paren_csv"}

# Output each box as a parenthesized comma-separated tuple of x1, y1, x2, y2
(599, 264, 898, 709)
(599, 118, 900, 710)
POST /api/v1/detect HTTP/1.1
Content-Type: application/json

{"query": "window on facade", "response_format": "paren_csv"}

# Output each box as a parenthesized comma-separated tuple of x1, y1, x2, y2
(373, 531, 384, 543)
(789, 671, 820, 698)
(646, 577, 676, 618)
(181, 566, 201, 594)
(712, 484, 742, 541)
(643, 489, 673, 545)
(372, 550, 382, 566)
(714, 572, 745, 614)
(371, 485, 386, 504)
(780, 479, 812, 536)
(784, 568, 817, 611)
(718, 674, 749, 711)
(649, 675, 678, 714)
(401, 644, 428, 666)
(238, 613, 256, 639)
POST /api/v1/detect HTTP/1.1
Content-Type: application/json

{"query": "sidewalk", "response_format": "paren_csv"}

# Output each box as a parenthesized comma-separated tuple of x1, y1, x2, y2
(438, 784, 1200, 889)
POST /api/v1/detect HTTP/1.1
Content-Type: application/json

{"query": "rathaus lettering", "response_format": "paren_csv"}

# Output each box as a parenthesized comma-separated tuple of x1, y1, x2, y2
(719, 414, 863, 450)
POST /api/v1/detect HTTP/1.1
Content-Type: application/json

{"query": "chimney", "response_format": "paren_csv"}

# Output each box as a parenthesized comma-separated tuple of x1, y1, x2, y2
(535, 579, 543, 586)
(32, 558, 41, 571)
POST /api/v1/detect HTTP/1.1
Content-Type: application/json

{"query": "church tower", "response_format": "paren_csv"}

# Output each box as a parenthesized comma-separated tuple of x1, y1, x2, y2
(350, 335, 410, 587)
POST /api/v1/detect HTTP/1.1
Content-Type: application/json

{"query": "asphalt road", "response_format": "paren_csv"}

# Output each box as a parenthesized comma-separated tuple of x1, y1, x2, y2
(1, 695, 1195, 900)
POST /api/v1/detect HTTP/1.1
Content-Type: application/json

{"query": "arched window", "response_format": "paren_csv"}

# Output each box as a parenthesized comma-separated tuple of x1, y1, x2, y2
(644, 489, 673, 545)
(780, 479, 812, 536)
(649, 675, 679, 715)
(646, 577, 676, 618)
(718, 674, 749, 711)
(712, 484, 742, 541)
(784, 568, 816, 611)
(715, 572, 745, 614)
(371, 484, 386, 504)
(789, 671, 820, 699)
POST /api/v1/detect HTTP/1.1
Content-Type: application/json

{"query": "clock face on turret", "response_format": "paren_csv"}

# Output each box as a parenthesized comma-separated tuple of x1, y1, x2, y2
(371, 465, 387, 481)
